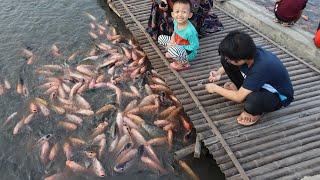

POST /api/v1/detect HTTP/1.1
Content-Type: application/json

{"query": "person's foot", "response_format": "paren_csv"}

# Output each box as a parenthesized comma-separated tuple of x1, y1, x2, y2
(223, 82, 237, 91)
(170, 62, 190, 71)
(281, 22, 294, 27)
(237, 111, 261, 126)
(273, 18, 280, 23)
(165, 52, 172, 58)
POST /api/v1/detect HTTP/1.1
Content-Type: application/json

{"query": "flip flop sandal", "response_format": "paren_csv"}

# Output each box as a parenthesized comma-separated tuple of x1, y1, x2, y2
(237, 112, 260, 126)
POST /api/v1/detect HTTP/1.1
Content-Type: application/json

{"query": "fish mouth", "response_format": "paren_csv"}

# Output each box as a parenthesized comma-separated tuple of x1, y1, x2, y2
(113, 158, 136, 173)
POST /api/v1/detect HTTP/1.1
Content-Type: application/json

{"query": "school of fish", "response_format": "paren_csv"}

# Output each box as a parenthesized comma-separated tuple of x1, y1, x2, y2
(0, 12, 196, 179)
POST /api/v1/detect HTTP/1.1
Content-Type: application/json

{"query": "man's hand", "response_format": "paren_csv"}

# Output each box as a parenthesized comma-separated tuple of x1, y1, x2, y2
(208, 70, 222, 82)
(205, 83, 219, 93)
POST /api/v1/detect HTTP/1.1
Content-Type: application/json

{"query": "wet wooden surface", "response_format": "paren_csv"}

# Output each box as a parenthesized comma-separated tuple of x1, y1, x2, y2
(112, 0, 320, 179)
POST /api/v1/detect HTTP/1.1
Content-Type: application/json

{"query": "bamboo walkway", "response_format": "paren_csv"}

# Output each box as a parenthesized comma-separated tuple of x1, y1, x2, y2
(112, 0, 320, 179)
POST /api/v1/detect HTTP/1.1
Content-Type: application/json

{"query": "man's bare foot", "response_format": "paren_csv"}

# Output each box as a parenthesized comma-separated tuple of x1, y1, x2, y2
(223, 82, 237, 90)
(237, 111, 261, 126)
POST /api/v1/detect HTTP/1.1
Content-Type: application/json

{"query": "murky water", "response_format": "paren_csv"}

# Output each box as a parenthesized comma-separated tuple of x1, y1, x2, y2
(248, 0, 320, 33)
(0, 0, 225, 179)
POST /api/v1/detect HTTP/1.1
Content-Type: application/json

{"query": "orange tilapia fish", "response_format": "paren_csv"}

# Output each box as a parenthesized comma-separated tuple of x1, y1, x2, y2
(23, 113, 35, 124)
(67, 51, 79, 61)
(180, 115, 192, 131)
(139, 94, 159, 107)
(16, 77, 23, 94)
(76, 109, 94, 116)
(130, 128, 146, 145)
(66, 160, 87, 173)
(89, 31, 98, 39)
(21, 48, 34, 58)
(92, 158, 105, 177)
(75, 94, 91, 109)
(141, 156, 167, 175)
(51, 44, 62, 57)
(84, 151, 97, 159)
(159, 106, 176, 119)
(4, 78, 11, 89)
(65, 114, 83, 125)
(123, 100, 138, 113)
(63, 142, 73, 160)
(40, 140, 50, 164)
(146, 136, 168, 146)
(36, 102, 50, 117)
(44, 172, 66, 180)
(95, 104, 115, 114)
(0, 84, 5, 95)
(69, 137, 86, 147)
(49, 143, 59, 161)
(13, 119, 25, 135)
(167, 130, 173, 150)
(3, 112, 18, 127)
(178, 160, 200, 180)
(98, 138, 106, 158)
(91, 121, 108, 138)
(84, 12, 97, 21)
(58, 121, 77, 131)
(125, 113, 145, 125)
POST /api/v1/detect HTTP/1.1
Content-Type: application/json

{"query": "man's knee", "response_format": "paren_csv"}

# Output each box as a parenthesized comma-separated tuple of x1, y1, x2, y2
(244, 93, 260, 114)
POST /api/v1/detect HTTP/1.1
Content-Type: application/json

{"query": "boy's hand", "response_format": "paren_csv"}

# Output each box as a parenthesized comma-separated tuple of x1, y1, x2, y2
(208, 70, 221, 82)
(205, 83, 219, 93)
(167, 42, 175, 48)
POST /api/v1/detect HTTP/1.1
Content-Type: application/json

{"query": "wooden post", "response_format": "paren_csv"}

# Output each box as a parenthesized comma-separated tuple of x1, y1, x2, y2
(194, 135, 201, 158)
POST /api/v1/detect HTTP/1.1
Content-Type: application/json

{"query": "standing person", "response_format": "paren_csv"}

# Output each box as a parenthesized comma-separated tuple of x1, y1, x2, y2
(273, 0, 308, 27)
(314, 22, 320, 48)
(158, 0, 200, 71)
(206, 31, 294, 126)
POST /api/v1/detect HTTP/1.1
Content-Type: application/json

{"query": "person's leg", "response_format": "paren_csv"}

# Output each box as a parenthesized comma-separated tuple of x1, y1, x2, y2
(220, 56, 244, 89)
(158, 35, 171, 47)
(244, 90, 282, 115)
(237, 90, 282, 125)
(167, 46, 190, 71)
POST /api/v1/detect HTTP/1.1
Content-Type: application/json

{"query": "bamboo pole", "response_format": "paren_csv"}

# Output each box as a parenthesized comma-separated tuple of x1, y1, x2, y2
(243, 148, 320, 179)
(174, 144, 195, 160)
(280, 164, 320, 180)
(219, 133, 320, 172)
(194, 135, 201, 158)
(211, 116, 320, 163)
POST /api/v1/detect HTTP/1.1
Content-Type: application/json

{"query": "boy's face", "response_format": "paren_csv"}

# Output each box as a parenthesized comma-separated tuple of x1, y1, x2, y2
(172, 2, 193, 24)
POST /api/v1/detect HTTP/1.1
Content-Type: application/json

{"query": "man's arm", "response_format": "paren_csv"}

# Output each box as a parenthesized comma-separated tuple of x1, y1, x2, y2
(206, 83, 252, 103)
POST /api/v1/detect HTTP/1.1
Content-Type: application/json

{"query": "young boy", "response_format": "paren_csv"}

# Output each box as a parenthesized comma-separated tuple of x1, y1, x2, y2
(206, 31, 294, 126)
(158, 0, 199, 71)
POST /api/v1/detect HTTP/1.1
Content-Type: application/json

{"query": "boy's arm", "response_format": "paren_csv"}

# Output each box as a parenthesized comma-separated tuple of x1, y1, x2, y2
(167, 32, 176, 48)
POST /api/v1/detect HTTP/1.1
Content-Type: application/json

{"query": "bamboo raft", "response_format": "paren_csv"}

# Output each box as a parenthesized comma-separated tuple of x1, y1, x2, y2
(111, 0, 320, 179)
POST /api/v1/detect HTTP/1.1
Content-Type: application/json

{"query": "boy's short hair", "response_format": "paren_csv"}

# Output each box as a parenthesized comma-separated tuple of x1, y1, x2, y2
(173, 0, 192, 9)
(218, 30, 256, 61)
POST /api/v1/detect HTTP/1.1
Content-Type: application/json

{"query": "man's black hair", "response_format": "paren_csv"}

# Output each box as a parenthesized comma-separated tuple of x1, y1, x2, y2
(173, 0, 192, 9)
(218, 30, 256, 61)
